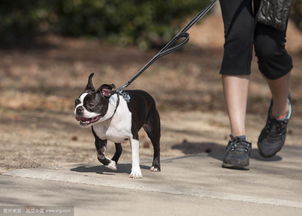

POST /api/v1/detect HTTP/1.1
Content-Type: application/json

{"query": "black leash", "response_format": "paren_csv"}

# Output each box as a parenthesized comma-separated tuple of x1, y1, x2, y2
(115, 0, 218, 93)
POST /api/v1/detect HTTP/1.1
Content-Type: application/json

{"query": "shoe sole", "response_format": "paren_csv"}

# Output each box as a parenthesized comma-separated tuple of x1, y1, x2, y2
(257, 144, 283, 158)
(222, 162, 250, 170)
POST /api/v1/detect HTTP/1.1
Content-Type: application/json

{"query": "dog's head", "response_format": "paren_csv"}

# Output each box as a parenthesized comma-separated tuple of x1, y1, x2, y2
(74, 73, 115, 126)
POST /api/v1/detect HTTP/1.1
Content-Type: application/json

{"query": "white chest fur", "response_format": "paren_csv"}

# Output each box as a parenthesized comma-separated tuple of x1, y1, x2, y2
(92, 95, 133, 143)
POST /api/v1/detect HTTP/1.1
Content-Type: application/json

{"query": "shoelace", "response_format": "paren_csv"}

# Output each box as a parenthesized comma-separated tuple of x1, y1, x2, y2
(266, 118, 288, 136)
(228, 137, 251, 153)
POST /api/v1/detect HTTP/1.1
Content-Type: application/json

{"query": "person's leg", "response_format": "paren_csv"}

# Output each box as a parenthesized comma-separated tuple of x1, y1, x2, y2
(219, 0, 254, 138)
(254, 21, 293, 157)
(222, 75, 250, 136)
(219, 0, 254, 169)
(254, 24, 293, 116)
(253, 0, 292, 119)
(266, 73, 290, 118)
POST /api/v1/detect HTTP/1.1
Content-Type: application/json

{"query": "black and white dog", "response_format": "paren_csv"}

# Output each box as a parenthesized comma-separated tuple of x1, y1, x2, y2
(74, 73, 161, 178)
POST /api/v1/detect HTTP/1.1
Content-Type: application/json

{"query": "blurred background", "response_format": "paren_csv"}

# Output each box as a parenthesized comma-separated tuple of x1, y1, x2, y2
(0, 0, 302, 172)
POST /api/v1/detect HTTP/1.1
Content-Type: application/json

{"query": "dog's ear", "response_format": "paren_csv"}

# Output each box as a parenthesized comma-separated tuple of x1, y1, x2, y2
(85, 73, 95, 92)
(98, 83, 115, 98)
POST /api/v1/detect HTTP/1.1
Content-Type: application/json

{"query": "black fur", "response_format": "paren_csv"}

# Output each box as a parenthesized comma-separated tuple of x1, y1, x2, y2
(111, 143, 123, 163)
(83, 93, 109, 116)
(125, 90, 161, 171)
(92, 128, 111, 165)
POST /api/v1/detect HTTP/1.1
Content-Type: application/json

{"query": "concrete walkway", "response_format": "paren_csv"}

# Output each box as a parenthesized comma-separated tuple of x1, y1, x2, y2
(1, 146, 302, 216)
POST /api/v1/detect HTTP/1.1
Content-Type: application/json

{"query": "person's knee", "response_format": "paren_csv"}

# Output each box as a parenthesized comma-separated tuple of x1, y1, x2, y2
(254, 39, 279, 78)
(254, 36, 280, 58)
(254, 36, 293, 80)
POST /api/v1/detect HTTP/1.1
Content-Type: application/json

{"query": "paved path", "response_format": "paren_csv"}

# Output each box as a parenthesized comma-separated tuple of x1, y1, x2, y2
(1, 146, 302, 216)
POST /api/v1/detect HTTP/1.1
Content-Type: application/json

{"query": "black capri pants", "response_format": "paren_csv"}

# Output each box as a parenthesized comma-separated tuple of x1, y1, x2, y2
(219, 0, 293, 80)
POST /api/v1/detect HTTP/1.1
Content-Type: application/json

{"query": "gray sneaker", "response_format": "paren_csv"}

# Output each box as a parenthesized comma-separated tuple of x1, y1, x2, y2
(257, 97, 292, 158)
(222, 135, 252, 170)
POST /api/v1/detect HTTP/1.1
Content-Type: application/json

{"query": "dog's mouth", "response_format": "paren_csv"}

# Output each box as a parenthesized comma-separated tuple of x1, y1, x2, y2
(76, 115, 102, 126)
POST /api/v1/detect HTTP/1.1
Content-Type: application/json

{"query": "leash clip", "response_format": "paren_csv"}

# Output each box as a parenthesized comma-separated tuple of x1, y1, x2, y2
(118, 90, 131, 103)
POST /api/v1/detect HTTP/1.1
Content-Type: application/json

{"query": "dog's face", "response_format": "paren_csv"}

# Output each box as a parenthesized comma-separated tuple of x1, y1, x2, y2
(74, 73, 115, 126)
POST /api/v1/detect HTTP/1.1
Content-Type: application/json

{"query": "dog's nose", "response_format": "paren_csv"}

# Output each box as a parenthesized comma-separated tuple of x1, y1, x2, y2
(76, 106, 84, 115)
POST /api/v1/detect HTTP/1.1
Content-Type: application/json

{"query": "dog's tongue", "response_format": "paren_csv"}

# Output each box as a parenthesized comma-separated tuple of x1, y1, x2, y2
(76, 115, 101, 125)
(76, 116, 92, 122)
(76, 116, 85, 121)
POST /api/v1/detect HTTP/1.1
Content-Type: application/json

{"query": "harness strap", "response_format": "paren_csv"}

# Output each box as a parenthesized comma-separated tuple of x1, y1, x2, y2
(108, 92, 120, 120)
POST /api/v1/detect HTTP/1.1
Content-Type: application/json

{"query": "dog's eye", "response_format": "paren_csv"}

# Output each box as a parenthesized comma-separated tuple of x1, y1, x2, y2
(75, 99, 81, 106)
(88, 102, 95, 108)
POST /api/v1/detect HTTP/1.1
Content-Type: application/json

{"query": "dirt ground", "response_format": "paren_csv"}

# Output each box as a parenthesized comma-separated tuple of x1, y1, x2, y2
(0, 33, 302, 173)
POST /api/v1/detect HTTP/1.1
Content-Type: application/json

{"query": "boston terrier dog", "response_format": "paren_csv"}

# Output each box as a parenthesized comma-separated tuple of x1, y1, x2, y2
(74, 73, 161, 178)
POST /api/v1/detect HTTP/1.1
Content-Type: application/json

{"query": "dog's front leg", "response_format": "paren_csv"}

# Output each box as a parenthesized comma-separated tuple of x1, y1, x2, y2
(94, 137, 117, 171)
(112, 143, 122, 164)
(129, 138, 142, 178)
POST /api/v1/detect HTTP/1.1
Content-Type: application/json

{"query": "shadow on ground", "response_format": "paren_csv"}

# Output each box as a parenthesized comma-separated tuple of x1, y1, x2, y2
(70, 163, 150, 175)
(171, 140, 283, 162)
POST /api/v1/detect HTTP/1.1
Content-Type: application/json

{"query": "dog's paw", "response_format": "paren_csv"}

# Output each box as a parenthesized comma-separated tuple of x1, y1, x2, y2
(105, 160, 117, 171)
(150, 166, 160, 172)
(129, 169, 142, 179)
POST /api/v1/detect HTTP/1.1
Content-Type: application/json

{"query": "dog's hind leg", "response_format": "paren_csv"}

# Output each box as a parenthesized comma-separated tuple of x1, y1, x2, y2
(143, 108, 161, 172)
(111, 143, 122, 164)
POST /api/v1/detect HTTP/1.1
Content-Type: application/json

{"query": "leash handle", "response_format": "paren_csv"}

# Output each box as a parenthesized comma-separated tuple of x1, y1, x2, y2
(116, 0, 218, 93)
